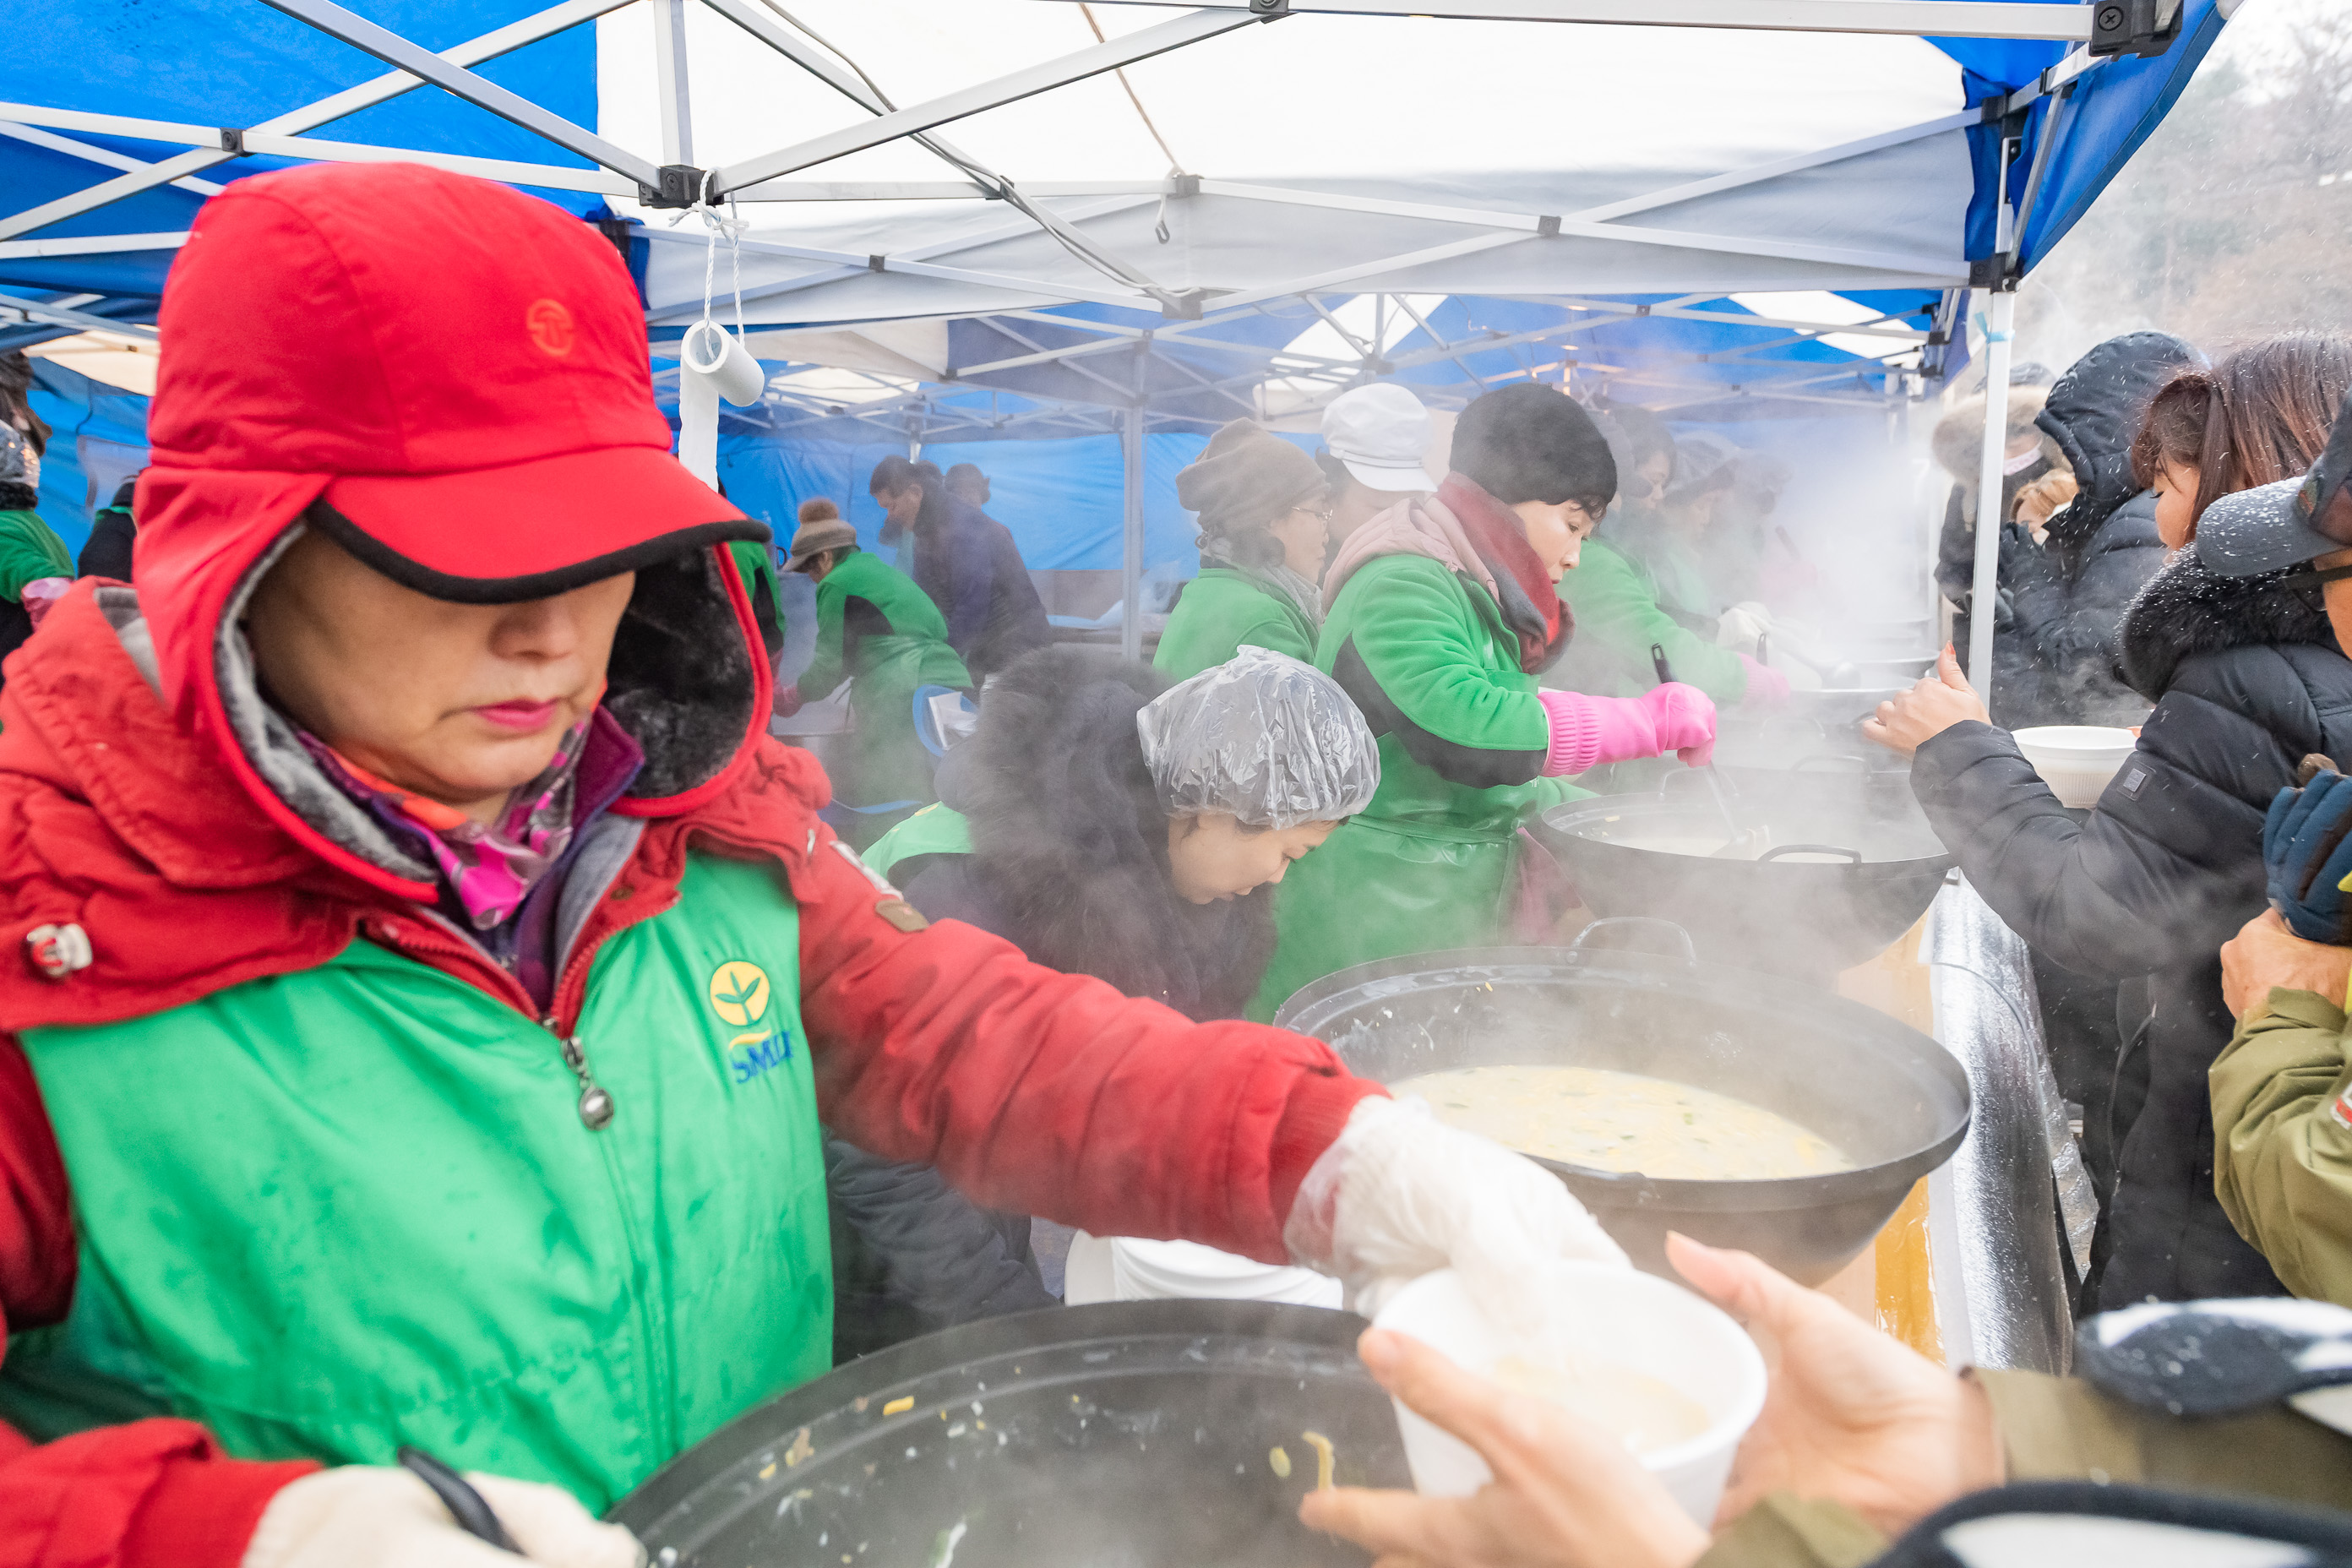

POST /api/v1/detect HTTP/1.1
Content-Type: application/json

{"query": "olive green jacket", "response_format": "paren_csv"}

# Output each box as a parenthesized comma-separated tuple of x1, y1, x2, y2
(2211, 987, 2352, 1307)
(1696, 1367, 2352, 1566)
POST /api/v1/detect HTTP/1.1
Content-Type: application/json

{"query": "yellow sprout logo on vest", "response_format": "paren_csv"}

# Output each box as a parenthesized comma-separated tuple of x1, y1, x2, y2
(709, 960, 792, 1086)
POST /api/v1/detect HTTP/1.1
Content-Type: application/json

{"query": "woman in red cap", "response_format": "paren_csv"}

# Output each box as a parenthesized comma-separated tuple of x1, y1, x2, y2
(0, 163, 1623, 1566)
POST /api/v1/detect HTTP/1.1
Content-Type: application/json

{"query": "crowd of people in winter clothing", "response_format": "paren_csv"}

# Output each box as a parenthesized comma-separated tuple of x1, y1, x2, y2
(4, 153, 2352, 1568)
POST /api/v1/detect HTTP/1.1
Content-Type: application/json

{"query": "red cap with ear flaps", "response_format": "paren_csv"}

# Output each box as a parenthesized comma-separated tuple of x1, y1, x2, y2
(132, 161, 772, 898)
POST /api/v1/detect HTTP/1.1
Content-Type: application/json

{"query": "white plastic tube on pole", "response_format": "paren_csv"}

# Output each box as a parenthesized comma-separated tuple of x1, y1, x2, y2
(1967, 286, 2015, 706)
(678, 318, 765, 488)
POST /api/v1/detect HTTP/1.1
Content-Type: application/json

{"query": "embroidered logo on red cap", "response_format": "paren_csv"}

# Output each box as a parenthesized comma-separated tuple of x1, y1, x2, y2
(525, 299, 576, 357)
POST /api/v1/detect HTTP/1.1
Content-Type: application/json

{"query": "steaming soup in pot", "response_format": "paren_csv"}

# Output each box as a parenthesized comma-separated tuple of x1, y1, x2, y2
(1396, 1064, 1853, 1180)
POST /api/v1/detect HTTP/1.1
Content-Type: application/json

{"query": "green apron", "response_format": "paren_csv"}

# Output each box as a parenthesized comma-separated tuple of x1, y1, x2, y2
(1251, 554, 1587, 1021)
(805, 553, 972, 841)
(1153, 568, 1316, 682)
(3, 853, 830, 1511)
(862, 802, 973, 883)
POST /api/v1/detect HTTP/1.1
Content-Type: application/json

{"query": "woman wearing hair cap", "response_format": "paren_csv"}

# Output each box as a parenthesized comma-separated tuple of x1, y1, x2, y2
(1155, 419, 1331, 681)
(868, 642, 1377, 1020)
(0, 161, 1623, 1566)
(1251, 384, 1717, 1020)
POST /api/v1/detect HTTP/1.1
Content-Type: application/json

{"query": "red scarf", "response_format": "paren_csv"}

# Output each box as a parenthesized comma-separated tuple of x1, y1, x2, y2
(1437, 473, 1571, 674)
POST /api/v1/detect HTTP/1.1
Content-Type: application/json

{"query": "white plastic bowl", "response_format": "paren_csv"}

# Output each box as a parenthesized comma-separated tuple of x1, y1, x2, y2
(1374, 1264, 1766, 1525)
(2013, 725, 2138, 808)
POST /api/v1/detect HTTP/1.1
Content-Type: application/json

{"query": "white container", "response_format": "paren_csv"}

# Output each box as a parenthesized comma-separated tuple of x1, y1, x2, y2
(2013, 725, 2137, 808)
(1065, 1234, 1342, 1309)
(1374, 1265, 1766, 1526)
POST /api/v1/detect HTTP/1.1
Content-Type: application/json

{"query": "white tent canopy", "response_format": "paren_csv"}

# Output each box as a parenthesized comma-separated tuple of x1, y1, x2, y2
(608, 3, 1984, 329)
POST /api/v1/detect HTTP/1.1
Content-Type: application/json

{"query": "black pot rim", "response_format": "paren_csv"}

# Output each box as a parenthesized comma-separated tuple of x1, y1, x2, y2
(1272, 944, 1972, 1214)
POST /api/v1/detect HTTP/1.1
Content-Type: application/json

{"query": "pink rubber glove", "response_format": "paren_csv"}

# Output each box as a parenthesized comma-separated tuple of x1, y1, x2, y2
(1534, 683, 1717, 775)
(1642, 682, 1718, 765)
(1737, 652, 1791, 709)
(772, 682, 804, 719)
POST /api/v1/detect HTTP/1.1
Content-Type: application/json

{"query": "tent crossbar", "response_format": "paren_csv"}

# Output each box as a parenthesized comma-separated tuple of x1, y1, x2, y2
(0, 0, 631, 242)
(1194, 110, 1973, 239)
(1386, 295, 1486, 384)
(694, 0, 997, 199)
(0, 231, 187, 259)
(730, 179, 1167, 202)
(1010, 0, 2093, 42)
(638, 225, 1157, 312)
(253, 0, 662, 188)
(707, 8, 1265, 195)
(1208, 231, 1531, 311)
(0, 106, 635, 193)
(0, 121, 226, 199)
(0, 289, 160, 340)
(641, 196, 1162, 322)
(983, 320, 1146, 402)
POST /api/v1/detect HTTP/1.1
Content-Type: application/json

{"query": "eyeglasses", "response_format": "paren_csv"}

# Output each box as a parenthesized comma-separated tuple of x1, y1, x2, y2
(1284, 500, 1336, 525)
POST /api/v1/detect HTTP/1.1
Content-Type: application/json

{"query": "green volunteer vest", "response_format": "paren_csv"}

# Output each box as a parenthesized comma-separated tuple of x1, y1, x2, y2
(861, 802, 973, 883)
(3, 853, 830, 1511)
(1250, 555, 1586, 1021)
(805, 553, 972, 828)
(1153, 568, 1317, 682)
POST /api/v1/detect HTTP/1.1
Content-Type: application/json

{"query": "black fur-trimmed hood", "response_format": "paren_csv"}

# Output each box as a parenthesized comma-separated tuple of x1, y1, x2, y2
(943, 645, 1272, 1021)
(2117, 548, 2335, 700)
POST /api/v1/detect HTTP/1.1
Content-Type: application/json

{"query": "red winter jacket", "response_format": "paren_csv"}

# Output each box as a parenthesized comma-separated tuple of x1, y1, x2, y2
(0, 585, 1383, 1565)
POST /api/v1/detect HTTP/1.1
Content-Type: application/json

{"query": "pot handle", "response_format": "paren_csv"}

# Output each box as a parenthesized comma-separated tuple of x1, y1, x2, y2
(1758, 842, 1864, 864)
(1569, 916, 1697, 966)
(1791, 754, 1871, 774)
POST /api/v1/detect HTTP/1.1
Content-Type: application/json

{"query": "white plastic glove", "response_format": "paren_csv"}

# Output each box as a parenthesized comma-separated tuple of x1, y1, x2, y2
(242, 1465, 645, 1568)
(1284, 1097, 1629, 1328)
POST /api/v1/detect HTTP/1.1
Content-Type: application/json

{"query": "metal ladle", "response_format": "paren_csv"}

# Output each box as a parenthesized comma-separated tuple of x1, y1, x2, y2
(1651, 642, 1768, 858)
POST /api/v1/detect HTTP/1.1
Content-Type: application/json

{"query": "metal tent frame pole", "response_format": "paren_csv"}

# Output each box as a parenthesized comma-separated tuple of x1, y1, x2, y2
(1121, 401, 1146, 662)
(1967, 287, 2016, 701)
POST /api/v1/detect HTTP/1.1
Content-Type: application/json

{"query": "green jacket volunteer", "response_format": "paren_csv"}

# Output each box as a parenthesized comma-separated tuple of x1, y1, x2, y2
(1156, 419, 1329, 681)
(1252, 386, 1720, 1020)
(0, 368, 74, 687)
(0, 162, 1635, 1568)
(776, 510, 971, 836)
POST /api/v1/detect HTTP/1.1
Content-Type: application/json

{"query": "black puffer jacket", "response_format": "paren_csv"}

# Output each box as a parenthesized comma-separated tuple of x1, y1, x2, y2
(1998, 334, 2197, 727)
(1909, 551, 2352, 1306)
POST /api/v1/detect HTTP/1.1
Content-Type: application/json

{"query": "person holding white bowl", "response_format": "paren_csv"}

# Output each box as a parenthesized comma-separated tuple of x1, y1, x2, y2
(1306, 1234, 2352, 1568)
(1864, 340, 2352, 1314)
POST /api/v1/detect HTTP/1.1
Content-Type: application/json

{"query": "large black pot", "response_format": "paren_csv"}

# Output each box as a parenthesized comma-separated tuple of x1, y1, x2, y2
(612, 1301, 1407, 1567)
(1272, 936, 1970, 1286)
(1530, 768, 1953, 978)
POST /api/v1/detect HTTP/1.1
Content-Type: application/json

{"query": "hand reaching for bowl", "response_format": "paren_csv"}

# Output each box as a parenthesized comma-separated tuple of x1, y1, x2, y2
(1299, 1327, 1710, 1568)
(2221, 909, 2352, 1020)
(1860, 646, 1988, 758)
(1300, 1235, 2006, 1568)
(1668, 1235, 2001, 1536)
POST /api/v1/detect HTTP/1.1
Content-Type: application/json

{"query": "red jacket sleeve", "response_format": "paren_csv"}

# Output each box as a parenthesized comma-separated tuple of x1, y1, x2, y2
(790, 828, 1386, 1263)
(0, 1040, 316, 1568)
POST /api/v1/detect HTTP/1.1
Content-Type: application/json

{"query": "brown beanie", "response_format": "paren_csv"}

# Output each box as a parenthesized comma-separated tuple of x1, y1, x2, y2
(1176, 419, 1326, 541)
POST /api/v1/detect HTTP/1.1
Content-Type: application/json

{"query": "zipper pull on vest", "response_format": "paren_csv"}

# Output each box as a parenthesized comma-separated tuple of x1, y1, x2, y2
(547, 1018, 615, 1130)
